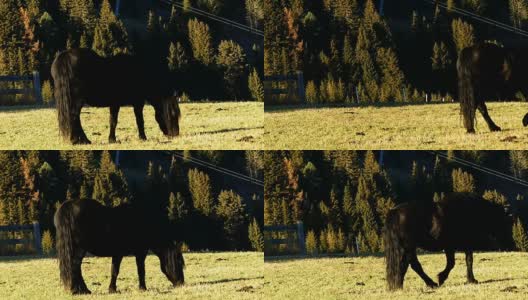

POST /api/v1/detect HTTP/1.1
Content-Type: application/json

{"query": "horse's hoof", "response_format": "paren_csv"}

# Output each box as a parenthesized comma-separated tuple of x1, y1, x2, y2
(72, 288, 91, 295)
(108, 288, 118, 294)
(466, 129, 475, 134)
(139, 135, 147, 141)
(466, 279, 478, 284)
(437, 274, 447, 286)
(490, 126, 501, 132)
(139, 286, 147, 291)
(109, 137, 117, 144)
(427, 281, 439, 289)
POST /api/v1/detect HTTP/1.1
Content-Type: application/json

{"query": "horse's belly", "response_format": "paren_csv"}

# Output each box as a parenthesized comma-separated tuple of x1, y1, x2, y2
(85, 97, 137, 107)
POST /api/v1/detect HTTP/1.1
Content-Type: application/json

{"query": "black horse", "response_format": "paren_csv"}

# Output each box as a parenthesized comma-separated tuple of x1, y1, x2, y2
(51, 48, 181, 144)
(457, 43, 528, 133)
(54, 199, 185, 294)
(384, 192, 512, 290)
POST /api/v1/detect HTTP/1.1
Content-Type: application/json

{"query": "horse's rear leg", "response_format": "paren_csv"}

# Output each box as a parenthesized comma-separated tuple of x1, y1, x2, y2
(109, 256, 123, 293)
(71, 251, 90, 294)
(408, 250, 438, 288)
(108, 106, 120, 143)
(437, 249, 455, 286)
(465, 251, 478, 284)
(134, 104, 147, 140)
(136, 251, 148, 290)
(72, 106, 91, 144)
(478, 103, 501, 132)
(399, 252, 410, 287)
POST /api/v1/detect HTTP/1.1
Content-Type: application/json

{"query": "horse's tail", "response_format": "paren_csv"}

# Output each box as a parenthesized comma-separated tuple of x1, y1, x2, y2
(384, 209, 405, 290)
(51, 51, 74, 140)
(54, 201, 75, 289)
(457, 47, 476, 132)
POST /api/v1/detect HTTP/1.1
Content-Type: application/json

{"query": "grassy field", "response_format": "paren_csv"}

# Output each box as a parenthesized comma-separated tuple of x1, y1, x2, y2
(0, 102, 263, 150)
(264, 252, 528, 299)
(0, 252, 263, 300)
(265, 102, 528, 149)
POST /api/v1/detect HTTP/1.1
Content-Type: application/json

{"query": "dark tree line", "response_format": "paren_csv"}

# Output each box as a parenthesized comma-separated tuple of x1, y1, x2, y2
(264, 0, 524, 104)
(0, 150, 264, 255)
(0, 0, 264, 104)
(264, 151, 528, 255)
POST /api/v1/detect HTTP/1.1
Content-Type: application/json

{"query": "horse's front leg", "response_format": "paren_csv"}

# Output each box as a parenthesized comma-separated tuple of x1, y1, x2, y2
(136, 251, 148, 291)
(465, 251, 478, 284)
(477, 102, 501, 132)
(437, 249, 455, 286)
(109, 256, 123, 293)
(134, 104, 147, 140)
(109, 106, 120, 143)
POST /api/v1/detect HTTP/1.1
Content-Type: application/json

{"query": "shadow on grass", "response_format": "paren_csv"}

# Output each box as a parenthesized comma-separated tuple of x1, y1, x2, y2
(264, 101, 454, 114)
(195, 126, 264, 136)
(195, 276, 264, 285)
(264, 252, 385, 263)
(0, 105, 52, 113)
(0, 254, 54, 263)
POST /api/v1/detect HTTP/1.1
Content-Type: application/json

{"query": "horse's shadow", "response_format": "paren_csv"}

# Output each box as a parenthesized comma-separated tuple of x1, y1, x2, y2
(195, 126, 264, 136)
(194, 276, 264, 286)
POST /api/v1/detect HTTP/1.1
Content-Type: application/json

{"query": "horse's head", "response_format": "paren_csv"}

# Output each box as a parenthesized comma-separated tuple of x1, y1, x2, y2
(153, 92, 181, 138)
(153, 241, 185, 287)
(523, 113, 528, 127)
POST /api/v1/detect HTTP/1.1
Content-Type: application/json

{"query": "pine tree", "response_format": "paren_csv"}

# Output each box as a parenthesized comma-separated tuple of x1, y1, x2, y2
(513, 217, 528, 251)
(337, 227, 346, 252)
(326, 224, 338, 253)
(319, 229, 328, 253)
(483, 190, 508, 206)
(376, 48, 405, 102)
(188, 168, 214, 216)
(452, 18, 475, 53)
(168, 192, 188, 222)
(355, 175, 380, 252)
(168, 41, 189, 72)
(188, 18, 213, 65)
(305, 80, 319, 104)
(305, 230, 318, 255)
(248, 68, 264, 102)
(217, 40, 247, 99)
(248, 217, 264, 252)
(92, 0, 129, 57)
(41, 230, 54, 255)
(452, 168, 475, 193)
(217, 190, 247, 249)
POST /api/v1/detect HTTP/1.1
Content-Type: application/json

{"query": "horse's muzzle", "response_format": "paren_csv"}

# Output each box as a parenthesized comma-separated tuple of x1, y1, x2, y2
(523, 113, 528, 127)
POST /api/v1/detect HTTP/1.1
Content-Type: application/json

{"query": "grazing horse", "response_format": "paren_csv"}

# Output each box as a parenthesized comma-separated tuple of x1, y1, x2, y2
(457, 43, 528, 133)
(51, 48, 181, 144)
(384, 192, 512, 290)
(54, 199, 185, 294)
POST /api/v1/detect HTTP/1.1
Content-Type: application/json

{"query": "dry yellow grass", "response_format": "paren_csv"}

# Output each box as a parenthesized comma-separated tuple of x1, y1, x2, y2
(0, 252, 263, 300)
(0, 102, 263, 150)
(265, 102, 528, 149)
(264, 252, 528, 300)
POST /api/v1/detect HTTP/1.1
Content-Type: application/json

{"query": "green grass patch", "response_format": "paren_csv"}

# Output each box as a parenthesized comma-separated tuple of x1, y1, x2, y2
(0, 102, 263, 150)
(264, 252, 528, 299)
(0, 252, 263, 300)
(265, 102, 528, 149)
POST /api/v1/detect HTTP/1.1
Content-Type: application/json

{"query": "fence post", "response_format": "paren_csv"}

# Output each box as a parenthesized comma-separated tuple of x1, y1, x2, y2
(296, 71, 305, 103)
(32, 71, 42, 105)
(33, 222, 42, 255)
(296, 221, 306, 255)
